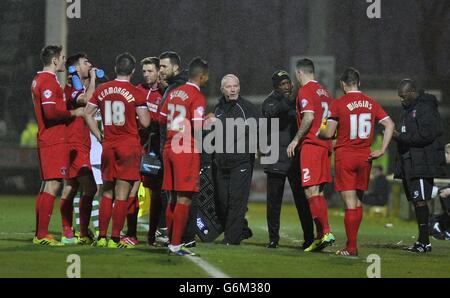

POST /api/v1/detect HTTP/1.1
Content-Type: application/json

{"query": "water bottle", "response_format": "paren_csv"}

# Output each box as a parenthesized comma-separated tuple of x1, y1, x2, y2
(68, 65, 83, 91)
(95, 69, 105, 79)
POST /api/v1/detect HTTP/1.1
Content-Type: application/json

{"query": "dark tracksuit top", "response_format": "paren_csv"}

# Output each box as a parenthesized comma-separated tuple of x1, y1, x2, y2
(261, 90, 314, 244)
(213, 95, 259, 244)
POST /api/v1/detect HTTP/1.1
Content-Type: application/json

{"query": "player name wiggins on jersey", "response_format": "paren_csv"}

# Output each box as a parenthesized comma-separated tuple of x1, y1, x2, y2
(346, 100, 373, 111)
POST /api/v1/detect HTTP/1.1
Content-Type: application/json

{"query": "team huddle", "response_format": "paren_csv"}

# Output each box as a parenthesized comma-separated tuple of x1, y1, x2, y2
(33, 43, 424, 257)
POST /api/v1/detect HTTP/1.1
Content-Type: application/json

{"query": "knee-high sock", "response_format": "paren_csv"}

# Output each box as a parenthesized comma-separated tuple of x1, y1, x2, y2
(126, 196, 138, 237)
(37, 192, 56, 239)
(344, 208, 362, 252)
(308, 196, 323, 238)
(35, 192, 43, 237)
(165, 202, 176, 240)
(79, 195, 94, 237)
(414, 204, 430, 244)
(315, 195, 331, 235)
(60, 198, 74, 237)
(111, 200, 129, 240)
(171, 203, 190, 246)
(99, 196, 113, 238)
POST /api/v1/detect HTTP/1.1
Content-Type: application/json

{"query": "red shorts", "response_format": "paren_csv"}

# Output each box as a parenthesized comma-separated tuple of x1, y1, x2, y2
(335, 152, 372, 191)
(101, 145, 142, 182)
(300, 144, 332, 187)
(162, 149, 200, 192)
(38, 143, 68, 180)
(67, 144, 92, 179)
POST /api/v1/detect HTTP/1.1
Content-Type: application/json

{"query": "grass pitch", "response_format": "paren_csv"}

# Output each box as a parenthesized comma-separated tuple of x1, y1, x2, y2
(0, 196, 449, 278)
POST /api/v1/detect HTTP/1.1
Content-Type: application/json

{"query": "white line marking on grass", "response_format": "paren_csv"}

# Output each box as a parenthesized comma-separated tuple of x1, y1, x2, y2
(186, 255, 230, 278)
(256, 225, 301, 244)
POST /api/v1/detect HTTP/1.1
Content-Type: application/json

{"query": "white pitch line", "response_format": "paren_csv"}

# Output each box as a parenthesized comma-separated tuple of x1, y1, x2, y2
(0, 231, 229, 278)
(186, 255, 230, 278)
(256, 225, 301, 244)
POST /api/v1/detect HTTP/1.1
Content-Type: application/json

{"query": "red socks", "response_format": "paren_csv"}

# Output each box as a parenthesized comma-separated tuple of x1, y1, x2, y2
(170, 203, 190, 246)
(60, 198, 74, 237)
(308, 195, 331, 237)
(35, 192, 43, 237)
(37, 192, 56, 239)
(165, 202, 176, 240)
(344, 206, 363, 253)
(126, 196, 139, 237)
(99, 196, 113, 238)
(111, 200, 129, 239)
(79, 195, 94, 237)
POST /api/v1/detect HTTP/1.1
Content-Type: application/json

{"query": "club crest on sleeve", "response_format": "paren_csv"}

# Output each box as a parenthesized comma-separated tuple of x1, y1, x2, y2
(301, 99, 308, 109)
(60, 167, 67, 176)
(196, 106, 205, 116)
(43, 89, 52, 99)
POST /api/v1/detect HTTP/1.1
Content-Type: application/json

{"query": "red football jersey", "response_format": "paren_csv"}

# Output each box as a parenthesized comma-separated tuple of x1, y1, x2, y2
(88, 79, 147, 147)
(64, 85, 91, 148)
(31, 71, 67, 147)
(296, 80, 333, 150)
(329, 91, 389, 154)
(160, 82, 206, 151)
(136, 83, 163, 122)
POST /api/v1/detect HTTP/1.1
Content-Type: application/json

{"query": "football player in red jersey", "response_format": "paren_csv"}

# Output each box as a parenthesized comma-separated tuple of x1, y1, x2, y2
(320, 68, 394, 256)
(121, 57, 164, 246)
(287, 58, 335, 252)
(59, 53, 98, 245)
(31, 45, 84, 246)
(160, 57, 208, 256)
(84, 52, 150, 248)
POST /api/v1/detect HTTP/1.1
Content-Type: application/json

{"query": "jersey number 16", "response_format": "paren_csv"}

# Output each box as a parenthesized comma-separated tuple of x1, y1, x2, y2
(349, 113, 371, 139)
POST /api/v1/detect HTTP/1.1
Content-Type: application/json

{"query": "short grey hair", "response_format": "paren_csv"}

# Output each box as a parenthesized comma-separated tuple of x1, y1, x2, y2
(220, 74, 240, 88)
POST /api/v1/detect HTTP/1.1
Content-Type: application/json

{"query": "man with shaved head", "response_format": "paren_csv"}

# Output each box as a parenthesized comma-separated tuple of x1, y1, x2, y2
(394, 79, 446, 253)
(213, 74, 260, 245)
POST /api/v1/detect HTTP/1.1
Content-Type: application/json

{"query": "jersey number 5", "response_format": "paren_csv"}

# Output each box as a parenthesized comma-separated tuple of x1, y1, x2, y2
(349, 113, 371, 139)
(104, 100, 125, 126)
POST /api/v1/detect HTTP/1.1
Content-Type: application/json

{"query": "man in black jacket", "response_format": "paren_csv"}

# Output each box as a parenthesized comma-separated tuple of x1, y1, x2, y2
(261, 70, 314, 249)
(213, 74, 259, 245)
(394, 79, 446, 253)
